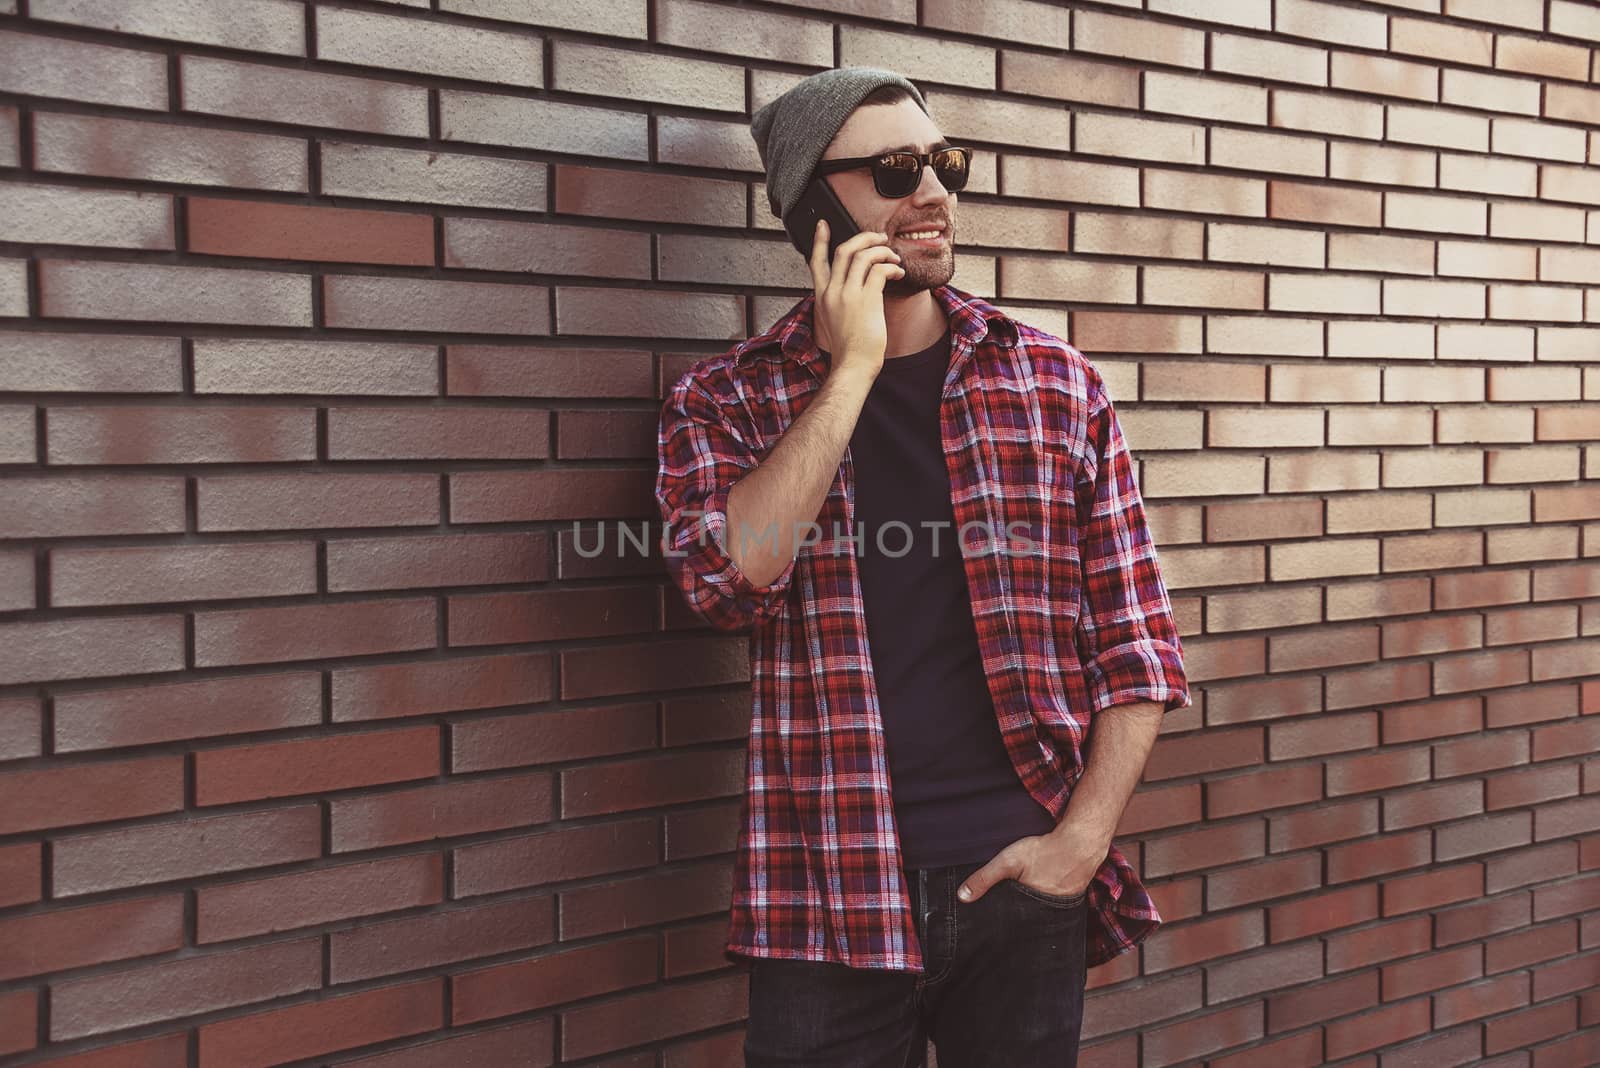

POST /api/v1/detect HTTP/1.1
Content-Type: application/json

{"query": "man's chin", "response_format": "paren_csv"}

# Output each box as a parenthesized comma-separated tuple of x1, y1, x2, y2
(885, 262, 955, 297)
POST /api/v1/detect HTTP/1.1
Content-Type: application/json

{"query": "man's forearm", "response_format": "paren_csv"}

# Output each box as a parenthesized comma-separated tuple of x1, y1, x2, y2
(1052, 699, 1165, 850)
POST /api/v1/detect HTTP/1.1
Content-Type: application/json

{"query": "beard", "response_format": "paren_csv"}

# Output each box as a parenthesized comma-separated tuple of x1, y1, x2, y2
(883, 245, 955, 296)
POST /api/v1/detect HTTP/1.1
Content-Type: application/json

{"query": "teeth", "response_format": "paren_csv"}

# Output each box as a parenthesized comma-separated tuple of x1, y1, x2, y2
(900, 230, 940, 239)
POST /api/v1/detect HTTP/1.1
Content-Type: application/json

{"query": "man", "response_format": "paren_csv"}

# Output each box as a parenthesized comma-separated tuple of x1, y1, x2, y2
(655, 67, 1190, 1067)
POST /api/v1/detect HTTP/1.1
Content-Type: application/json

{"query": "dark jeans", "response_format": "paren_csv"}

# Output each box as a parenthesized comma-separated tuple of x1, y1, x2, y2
(744, 857, 1088, 1068)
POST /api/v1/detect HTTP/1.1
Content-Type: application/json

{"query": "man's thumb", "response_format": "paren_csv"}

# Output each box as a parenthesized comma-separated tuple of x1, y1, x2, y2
(957, 865, 1002, 903)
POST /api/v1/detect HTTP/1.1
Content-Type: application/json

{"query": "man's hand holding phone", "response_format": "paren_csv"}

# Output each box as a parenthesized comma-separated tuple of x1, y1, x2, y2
(809, 219, 904, 382)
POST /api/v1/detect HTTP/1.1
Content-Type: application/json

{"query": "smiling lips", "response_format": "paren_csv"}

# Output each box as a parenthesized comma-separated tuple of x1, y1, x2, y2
(896, 224, 947, 248)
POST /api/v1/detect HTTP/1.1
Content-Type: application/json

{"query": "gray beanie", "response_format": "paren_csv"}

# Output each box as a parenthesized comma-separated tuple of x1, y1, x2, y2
(750, 67, 930, 222)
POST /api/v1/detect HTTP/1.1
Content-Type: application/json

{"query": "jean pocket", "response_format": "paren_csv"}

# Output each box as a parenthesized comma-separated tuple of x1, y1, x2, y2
(1007, 877, 1087, 908)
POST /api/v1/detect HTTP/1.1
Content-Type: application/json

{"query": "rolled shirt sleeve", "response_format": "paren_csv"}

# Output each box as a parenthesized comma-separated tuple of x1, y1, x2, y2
(1071, 369, 1191, 714)
(656, 371, 798, 633)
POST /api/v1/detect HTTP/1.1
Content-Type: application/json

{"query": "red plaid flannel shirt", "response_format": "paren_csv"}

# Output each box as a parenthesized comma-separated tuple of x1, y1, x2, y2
(656, 283, 1191, 973)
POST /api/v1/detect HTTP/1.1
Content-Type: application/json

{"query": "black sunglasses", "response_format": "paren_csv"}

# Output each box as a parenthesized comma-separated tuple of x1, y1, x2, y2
(812, 146, 972, 199)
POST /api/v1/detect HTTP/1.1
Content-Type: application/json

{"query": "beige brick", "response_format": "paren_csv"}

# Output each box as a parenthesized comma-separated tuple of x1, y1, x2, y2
(1270, 363, 1380, 403)
(1438, 240, 1537, 281)
(1268, 452, 1380, 493)
(1535, 326, 1600, 362)
(1328, 233, 1433, 276)
(1446, 0, 1542, 31)
(1211, 31, 1327, 86)
(1487, 446, 1583, 484)
(1207, 223, 1323, 268)
(1269, 181, 1381, 227)
(1001, 155, 1138, 207)
(1494, 35, 1589, 82)
(1440, 67, 1541, 116)
(1270, 272, 1380, 314)
(1437, 406, 1535, 444)
(1550, 0, 1600, 42)
(1208, 407, 1324, 448)
(1143, 361, 1265, 401)
(1383, 191, 1488, 236)
(1390, 16, 1493, 67)
(1383, 530, 1485, 572)
(1328, 406, 1433, 446)
(1383, 365, 1485, 403)
(1117, 410, 1204, 452)
(1534, 484, 1600, 522)
(1209, 316, 1323, 357)
(1143, 266, 1265, 310)
(1149, 0, 1270, 29)
(1327, 490, 1433, 534)
(923, 0, 1067, 47)
(1490, 119, 1587, 164)
(1328, 321, 1435, 361)
(1487, 284, 1583, 323)
(1387, 104, 1489, 152)
(1540, 163, 1600, 206)
(1329, 142, 1435, 189)
(1075, 112, 1204, 165)
(1071, 8, 1204, 68)
(1271, 538, 1381, 581)
(1205, 498, 1324, 543)
(1489, 366, 1584, 402)
(928, 88, 1070, 151)
(552, 41, 740, 110)
(1437, 487, 1531, 528)
(1491, 201, 1587, 243)
(841, 26, 994, 89)
(1270, 89, 1383, 140)
(1143, 454, 1265, 498)
(1206, 586, 1323, 632)
(1145, 70, 1267, 125)
(1001, 255, 1136, 304)
(1159, 545, 1267, 590)
(1275, 0, 1387, 49)
(665, 0, 838, 65)
(1545, 83, 1600, 126)
(956, 200, 1069, 252)
(1486, 525, 1576, 564)
(1072, 211, 1204, 259)
(1145, 170, 1266, 217)
(1326, 575, 1433, 621)
(1329, 51, 1438, 102)
(1000, 51, 1138, 108)
(1439, 323, 1535, 362)
(1535, 405, 1600, 443)
(1541, 247, 1600, 286)
(1210, 128, 1326, 177)
(1383, 278, 1487, 319)
(1439, 152, 1539, 197)
(1382, 447, 1485, 487)
(1071, 311, 1203, 355)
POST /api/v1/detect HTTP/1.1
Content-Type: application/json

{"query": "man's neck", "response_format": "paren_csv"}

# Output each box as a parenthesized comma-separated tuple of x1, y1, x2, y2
(882, 288, 949, 358)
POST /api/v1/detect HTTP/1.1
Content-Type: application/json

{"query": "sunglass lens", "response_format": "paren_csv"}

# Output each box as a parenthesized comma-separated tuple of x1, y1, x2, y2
(877, 154, 921, 197)
(933, 149, 969, 191)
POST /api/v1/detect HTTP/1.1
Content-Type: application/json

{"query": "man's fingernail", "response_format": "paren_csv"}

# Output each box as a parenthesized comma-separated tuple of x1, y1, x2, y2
(957, 886, 971, 901)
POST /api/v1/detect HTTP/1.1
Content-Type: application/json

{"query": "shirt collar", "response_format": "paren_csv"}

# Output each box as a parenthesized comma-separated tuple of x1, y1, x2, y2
(735, 283, 1011, 379)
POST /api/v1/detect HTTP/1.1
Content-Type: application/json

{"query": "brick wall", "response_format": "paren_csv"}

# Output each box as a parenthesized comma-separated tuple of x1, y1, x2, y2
(0, 0, 1596, 1065)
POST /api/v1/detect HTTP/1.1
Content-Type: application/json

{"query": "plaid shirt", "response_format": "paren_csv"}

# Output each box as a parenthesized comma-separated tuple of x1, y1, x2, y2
(656, 283, 1191, 973)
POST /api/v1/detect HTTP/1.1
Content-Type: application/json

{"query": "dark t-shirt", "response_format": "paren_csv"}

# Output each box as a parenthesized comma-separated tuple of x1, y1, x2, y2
(833, 330, 1057, 869)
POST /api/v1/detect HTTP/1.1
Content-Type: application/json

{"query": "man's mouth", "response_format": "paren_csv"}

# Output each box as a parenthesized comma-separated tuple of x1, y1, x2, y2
(895, 225, 947, 248)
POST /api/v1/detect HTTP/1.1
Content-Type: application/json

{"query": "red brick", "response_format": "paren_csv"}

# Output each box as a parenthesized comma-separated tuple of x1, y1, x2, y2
(449, 586, 655, 646)
(197, 472, 439, 531)
(331, 893, 555, 983)
(52, 805, 322, 897)
(0, 27, 168, 109)
(46, 404, 314, 465)
(50, 937, 321, 1041)
(0, 331, 182, 393)
(452, 817, 658, 898)
(31, 0, 305, 55)
(195, 724, 439, 805)
(0, 181, 174, 249)
(330, 650, 554, 722)
(197, 978, 444, 1068)
(0, 755, 183, 835)
(325, 274, 550, 334)
(182, 55, 427, 136)
(0, 475, 186, 538)
(40, 259, 313, 326)
(321, 141, 548, 211)
(331, 770, 553, 852)
(193, 596, 437, 667)
(0, 895, 184, 982)
(197, 853, 444, 944)
(328, 406, 549, 459)
(448, 344, 654, 398)
(453, 934, 656, 1026)
(50, 541, 316, 606)
(0, 841, 40, 909)
(188, 198, 433, 266)
(55, 671, 320, 752)
(315, 5, 543, 86)
(33, 112, 309, 192)
(449, 468, 653, 523)
(559, 970, 746, 1060)
(193, 337, 438, 395)
(0, 613, 185, 685)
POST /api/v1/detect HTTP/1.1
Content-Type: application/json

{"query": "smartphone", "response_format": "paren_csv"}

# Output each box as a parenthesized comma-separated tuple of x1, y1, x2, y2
(784, 176, 862, 258)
